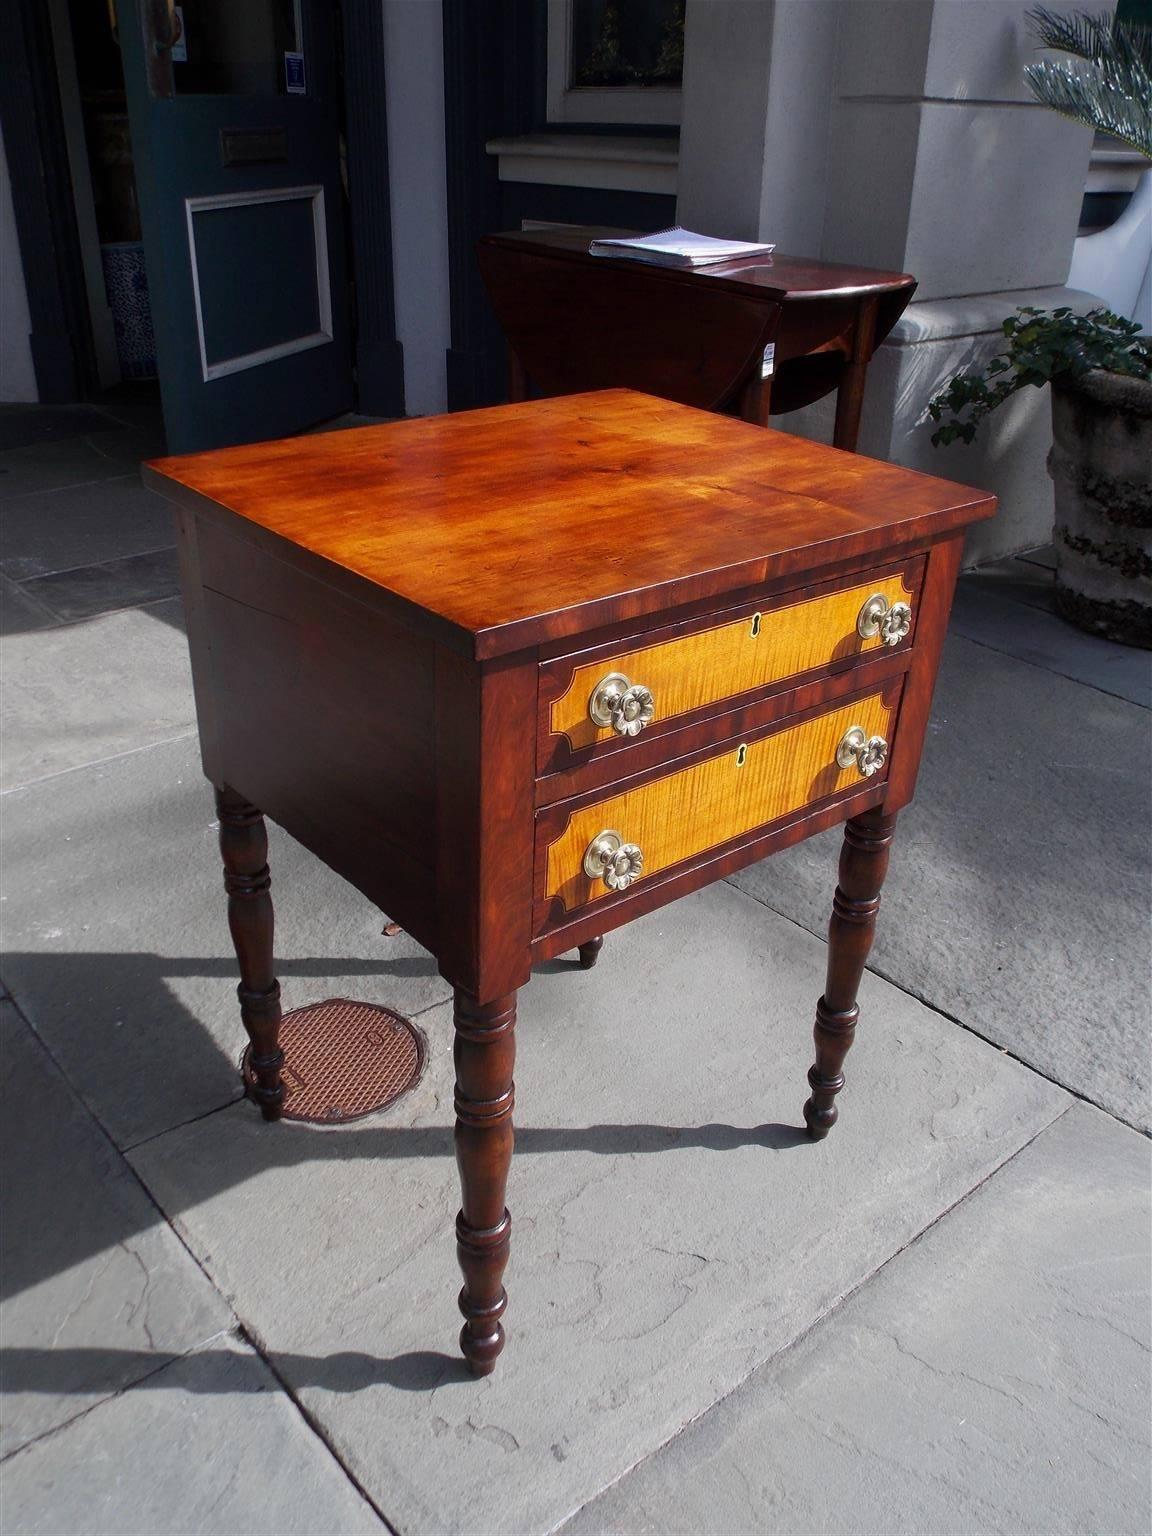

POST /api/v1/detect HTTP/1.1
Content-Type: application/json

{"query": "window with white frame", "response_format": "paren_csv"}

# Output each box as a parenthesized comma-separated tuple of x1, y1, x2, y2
(546, 0, 683, 126)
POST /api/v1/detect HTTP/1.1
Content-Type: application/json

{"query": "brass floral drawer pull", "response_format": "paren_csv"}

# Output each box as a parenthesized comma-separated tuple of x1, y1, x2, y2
(836, 725, 889, 778)
(583, 829, 644, 891)
(588, 672, 656, 737)
(856, 593, 913, 647)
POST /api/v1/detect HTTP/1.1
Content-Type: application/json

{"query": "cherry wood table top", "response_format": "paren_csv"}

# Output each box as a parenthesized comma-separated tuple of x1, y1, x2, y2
(147, 390, 993, 661)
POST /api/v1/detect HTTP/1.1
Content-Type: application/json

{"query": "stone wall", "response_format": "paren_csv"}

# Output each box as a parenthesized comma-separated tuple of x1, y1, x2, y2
(678, 0, 1104, 565)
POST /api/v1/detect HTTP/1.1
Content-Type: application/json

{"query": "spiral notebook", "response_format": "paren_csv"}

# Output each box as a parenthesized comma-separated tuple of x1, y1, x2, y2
(588, 226, 776, 269)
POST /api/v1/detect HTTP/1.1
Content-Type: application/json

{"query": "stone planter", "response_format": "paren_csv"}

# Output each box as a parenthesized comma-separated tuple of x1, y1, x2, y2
(1048, 370, 1152, 648)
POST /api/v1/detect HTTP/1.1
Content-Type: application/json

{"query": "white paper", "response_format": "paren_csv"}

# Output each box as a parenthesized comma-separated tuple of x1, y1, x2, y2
(589, 226, 776, 267)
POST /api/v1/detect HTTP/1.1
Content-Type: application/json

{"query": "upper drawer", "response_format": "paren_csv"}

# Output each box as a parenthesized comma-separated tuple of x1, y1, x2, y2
(538, 559, 922, 774)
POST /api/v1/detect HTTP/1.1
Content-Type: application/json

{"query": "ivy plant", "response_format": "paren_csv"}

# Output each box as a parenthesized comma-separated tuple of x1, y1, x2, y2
(928, 306, 1152, 446)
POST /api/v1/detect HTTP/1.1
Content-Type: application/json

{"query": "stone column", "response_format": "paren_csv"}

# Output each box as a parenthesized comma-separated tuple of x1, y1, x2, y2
(678, 0, 842, 253)
(678, 0, 1102, 563)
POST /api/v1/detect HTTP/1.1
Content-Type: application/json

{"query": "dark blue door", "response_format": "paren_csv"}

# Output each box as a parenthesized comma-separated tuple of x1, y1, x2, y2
(119, 0, 353, 452)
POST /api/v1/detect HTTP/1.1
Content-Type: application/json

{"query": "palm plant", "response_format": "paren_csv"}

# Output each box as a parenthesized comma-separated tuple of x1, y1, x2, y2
(1024, 6, 1152, 158)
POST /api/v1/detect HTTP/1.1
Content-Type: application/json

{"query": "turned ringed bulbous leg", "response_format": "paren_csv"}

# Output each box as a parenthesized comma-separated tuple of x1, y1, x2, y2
(214, 786, 284, 1121)
(454, 989, 516, 1375)
(804, 806, 897, 1139)
(577, 935, 604, 970)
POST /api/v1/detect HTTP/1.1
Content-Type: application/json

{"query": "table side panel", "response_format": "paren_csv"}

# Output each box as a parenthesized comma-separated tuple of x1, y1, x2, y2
(173, 504, 222, 783)
(884, 530, 966, 813)
(187, 515, 440, 948)
(435, 651, 538, 1000)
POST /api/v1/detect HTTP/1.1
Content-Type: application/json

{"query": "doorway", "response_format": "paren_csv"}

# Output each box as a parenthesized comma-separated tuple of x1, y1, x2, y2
(58, 0, 159, 433)
(7, 0, 404, 453)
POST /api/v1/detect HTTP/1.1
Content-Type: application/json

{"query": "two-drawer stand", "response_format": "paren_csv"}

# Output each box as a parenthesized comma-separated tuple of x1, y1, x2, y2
(146, 391, 995, 1375)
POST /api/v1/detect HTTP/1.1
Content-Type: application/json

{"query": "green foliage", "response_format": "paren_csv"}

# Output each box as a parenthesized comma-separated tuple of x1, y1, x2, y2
(1024, 6, 1152, 157)
(928, 306, 1152, 446)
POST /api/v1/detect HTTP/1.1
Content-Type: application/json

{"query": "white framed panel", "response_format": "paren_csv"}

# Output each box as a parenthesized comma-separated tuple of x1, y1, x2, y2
(184, 184, 333, 382)
(546, 0, 681, 127)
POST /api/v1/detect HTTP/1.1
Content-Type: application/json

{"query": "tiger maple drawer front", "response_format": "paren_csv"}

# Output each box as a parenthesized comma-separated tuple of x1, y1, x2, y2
(537, 684, 900, 927)
(539, 560, 922, 773)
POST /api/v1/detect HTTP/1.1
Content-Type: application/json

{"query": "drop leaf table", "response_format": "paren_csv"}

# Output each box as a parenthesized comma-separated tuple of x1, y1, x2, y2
(145, 390, 995, 1375)
(477, 226, 917, 446)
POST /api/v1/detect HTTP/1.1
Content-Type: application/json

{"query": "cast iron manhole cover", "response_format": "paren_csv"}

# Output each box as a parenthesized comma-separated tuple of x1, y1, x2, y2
(241, 997, 426, 1124)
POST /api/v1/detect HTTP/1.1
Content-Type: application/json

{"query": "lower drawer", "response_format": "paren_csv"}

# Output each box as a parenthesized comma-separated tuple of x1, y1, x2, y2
(537, 684, 900, 925)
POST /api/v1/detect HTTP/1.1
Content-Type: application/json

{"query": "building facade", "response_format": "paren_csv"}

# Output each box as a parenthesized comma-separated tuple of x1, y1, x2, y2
(1, 0, 1125, 560)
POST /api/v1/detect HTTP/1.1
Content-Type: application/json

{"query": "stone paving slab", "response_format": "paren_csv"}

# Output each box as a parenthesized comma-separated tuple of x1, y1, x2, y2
(0, 600, 194, 790)
(1017, 545, 1057, 570)
(0, 476, 174, 581)
(20, 547, 181, 623)
(0, 405, 123, 452)
(731, 632, 1152, 1131)
(0, 440, 140, 503)
(129, 881, 1069, 1536)
(0, 1002, 232, 1457)
(0, 734, 454, 1150)
(951, 577, 1151, 708)
(565, 1101, 1152, 1536)
(0, 1332, 385, 1536)
(960, 555, 1056, 612)
(0, 577, 56, 638)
